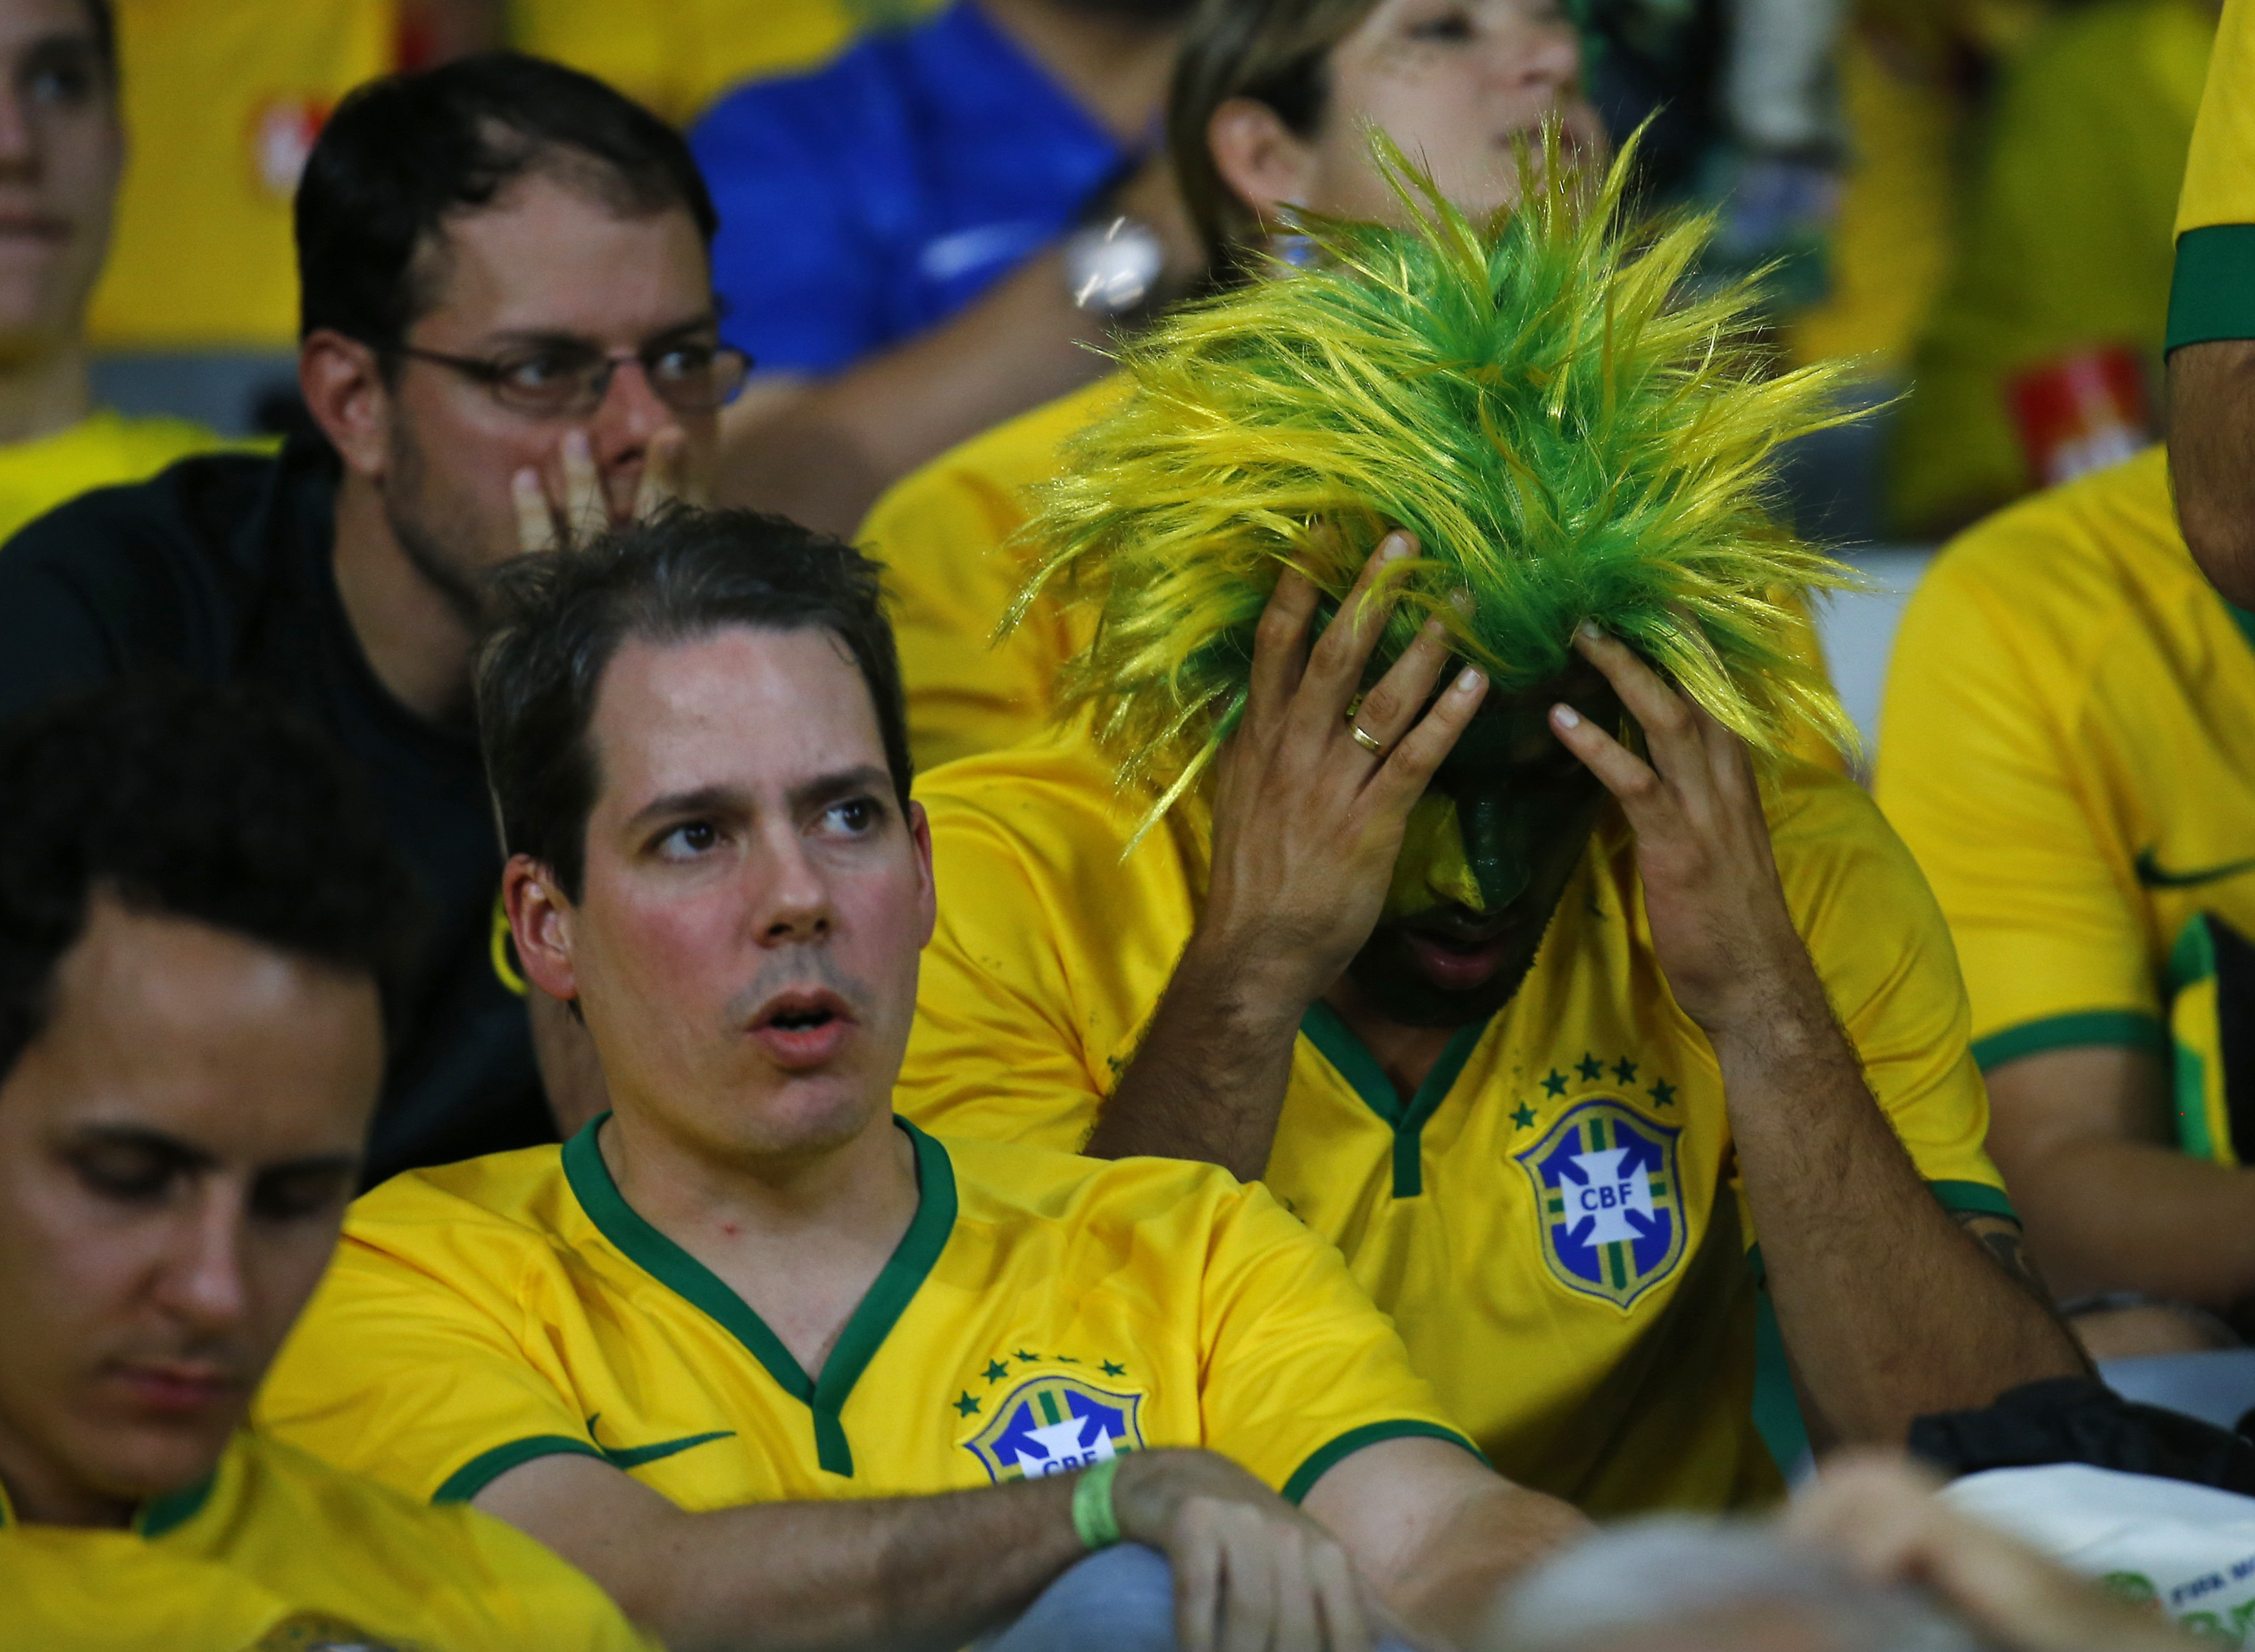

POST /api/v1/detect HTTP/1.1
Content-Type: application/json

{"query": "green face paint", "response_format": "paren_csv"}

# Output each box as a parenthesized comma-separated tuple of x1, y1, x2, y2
(1348, 670, 1622, 1028)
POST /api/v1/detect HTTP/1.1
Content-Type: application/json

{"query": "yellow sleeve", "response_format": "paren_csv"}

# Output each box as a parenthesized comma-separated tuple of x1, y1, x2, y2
(257, 1221, 603, 1506)
(2171, 0, 2255, 343)
(1875, 538, 2160, 1070)
(1766, 768, 2014, 1215)
(899, 776, 1124, 1153)
(863, 457, 1082, 774)
(1193, 1178, 1481, 1502)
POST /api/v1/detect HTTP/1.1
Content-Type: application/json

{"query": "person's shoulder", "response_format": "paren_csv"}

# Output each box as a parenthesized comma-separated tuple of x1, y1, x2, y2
(917, 721, 1137, 831)
(344, 1143, 573, 1254)
(866, 371, 1132, 534)
(1917, 448, 2186, 636)
(235, 1433, 648, 1642)
(938, 1128, 1257, 1233)
(2, 442, 285, 569)
(1758, 760, 1930, 894)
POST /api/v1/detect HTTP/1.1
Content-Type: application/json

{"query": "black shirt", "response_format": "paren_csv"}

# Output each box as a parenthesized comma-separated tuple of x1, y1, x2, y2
(0, 436, 553, 1184)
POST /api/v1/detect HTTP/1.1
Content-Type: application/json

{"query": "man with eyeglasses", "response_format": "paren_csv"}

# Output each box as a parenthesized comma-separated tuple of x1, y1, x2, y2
(0, 52, 744, 1186)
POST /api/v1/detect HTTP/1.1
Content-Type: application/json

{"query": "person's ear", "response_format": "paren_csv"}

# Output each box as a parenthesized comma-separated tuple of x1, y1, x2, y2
(1207, 96, 1323, 229)
(503, 854, 580, 1005)
(299, 329, 393, 481)
(907, 798, 937, 950)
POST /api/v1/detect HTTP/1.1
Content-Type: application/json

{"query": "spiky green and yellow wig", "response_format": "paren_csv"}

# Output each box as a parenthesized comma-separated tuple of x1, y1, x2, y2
(1013, 129, 1865, 822)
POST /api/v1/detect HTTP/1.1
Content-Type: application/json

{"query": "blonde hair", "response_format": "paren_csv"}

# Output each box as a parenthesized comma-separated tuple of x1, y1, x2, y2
(1017, 131, 1866, 831)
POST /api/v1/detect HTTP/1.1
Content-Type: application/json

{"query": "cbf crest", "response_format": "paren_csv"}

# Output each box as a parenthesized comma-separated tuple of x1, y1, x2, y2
(1514, 1099, 1684, 1310)
(964, 1373, 1145, 1484)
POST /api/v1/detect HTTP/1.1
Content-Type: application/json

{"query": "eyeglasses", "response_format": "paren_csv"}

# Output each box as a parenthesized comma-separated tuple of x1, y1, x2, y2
(394, 338, 753, 418)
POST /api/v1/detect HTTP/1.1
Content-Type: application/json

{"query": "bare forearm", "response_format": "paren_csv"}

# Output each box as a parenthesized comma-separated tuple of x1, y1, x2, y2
(1383, 1484, 1590, 1647)
(490, 1470, 1082, 1652)
(2010, 1136, 2255, 1309)
(1086, 936, 1306, 1179)
(2168, 341, 2255, 608)
(716, 250, 1113, 537)
(1720, 979, 2084, 1446)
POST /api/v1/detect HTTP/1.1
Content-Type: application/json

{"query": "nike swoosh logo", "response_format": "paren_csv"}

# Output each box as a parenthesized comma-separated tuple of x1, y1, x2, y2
(585, 1415, 734, 1472)
(2135, 848, 2255, 888)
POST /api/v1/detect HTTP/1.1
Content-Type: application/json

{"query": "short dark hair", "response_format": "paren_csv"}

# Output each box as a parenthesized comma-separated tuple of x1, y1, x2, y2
(476, 508, 914, 903)
(0, 680, 421, 1085)
(296, 51, 718, 353)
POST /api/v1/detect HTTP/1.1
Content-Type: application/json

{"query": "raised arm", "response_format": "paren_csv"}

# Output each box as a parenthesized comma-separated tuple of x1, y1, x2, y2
(1546, 627, 2088, 1450)
(477, 1446, 1391, 1652)
(1088, 533, 1488, 1177)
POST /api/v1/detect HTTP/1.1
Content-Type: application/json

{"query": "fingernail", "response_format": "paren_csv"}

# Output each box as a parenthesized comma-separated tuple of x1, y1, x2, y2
(1553, 703, 1582, 727)
(565, 429, 591, 459)
(1381, 533, 1412, 561)
(1449, 587, 1474, 615)
(1577, 620, 1604, 643)
(1455, 666, 1486, 695)
(1423, 617, 1445, 638)
(513, 467, 539, 494)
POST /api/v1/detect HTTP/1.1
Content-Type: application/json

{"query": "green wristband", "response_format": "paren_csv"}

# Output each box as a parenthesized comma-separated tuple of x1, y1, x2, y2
(1071, 1455, 1123, 1551)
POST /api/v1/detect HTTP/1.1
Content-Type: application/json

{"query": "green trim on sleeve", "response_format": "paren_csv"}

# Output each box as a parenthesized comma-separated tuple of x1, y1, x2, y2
(1927, 1180, 2020, 1224)
(2168, 225, 2255, 351)
(1279, 1420, 1486, 1506)
(1970, 1011, 2165, 1073)
(562, 1111, 959, 1479)
(430, 1436, 604, 1504)
(1299, 1004, 1492, 1197)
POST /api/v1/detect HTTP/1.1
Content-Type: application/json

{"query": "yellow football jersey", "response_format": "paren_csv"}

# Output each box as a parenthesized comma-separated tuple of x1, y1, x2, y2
(898, 729, 2010, 1515)
(0, 1428, 653, 1651)
(859, 372, 1124, 773)
(89, 0, 394, 349)
(2171, 0, 2255, 343)
(860, 374, 1845, 776)
(1877, 446, 2255, 1079)
(513, 0, 943, 126)
(0, 410, 228, 545)
(258, 1119, 1474, 1512)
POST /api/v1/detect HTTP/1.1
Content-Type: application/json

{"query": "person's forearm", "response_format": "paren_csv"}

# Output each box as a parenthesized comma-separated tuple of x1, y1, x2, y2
(1383, 1483, 1591, 1648)
(1721, 970, 2085, 1447)
(716, 249, 1115, 537)
(1085, 932, 1308, 1179)
(2168, 341, 2255, 608)
(528, 1472, 1085, 1652)
(2011, 1135, 2255, 1309)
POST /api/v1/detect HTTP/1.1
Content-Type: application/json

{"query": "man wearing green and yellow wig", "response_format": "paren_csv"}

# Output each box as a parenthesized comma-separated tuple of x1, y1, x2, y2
(897, 139, 2087, 1516)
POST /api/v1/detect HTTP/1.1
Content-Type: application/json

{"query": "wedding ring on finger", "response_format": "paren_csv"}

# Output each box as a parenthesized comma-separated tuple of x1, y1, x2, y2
(1349, 724, 1386, 756)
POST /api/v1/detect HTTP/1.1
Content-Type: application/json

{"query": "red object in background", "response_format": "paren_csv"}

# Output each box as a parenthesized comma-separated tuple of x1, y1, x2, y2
(396, 1, 438, 70)
(2009, 346, 2154, 490)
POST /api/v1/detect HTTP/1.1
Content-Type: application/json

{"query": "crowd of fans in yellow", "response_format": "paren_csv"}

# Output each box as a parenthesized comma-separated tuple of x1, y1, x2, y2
(0, 0, 2252, 1648)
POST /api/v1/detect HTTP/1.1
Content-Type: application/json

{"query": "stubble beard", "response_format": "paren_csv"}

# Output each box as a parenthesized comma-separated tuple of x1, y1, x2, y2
(383, 418, 496, 637)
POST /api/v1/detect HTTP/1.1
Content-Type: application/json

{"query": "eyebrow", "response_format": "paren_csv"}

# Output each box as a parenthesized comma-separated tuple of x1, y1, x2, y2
(477, 312, 723, 355)
(626, 766, 895, 832)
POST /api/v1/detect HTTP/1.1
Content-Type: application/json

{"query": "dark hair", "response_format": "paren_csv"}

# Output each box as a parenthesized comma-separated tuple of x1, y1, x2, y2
(0, 680, 420, 1084)
(296, 51, 718, 353)
(476, 507, 914, 903)
(1168, 0, 1378, 278)
(81, 0, 115, 84)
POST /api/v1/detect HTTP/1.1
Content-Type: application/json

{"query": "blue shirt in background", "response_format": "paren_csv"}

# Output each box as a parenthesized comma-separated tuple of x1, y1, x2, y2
(691, 2, 1131, 378)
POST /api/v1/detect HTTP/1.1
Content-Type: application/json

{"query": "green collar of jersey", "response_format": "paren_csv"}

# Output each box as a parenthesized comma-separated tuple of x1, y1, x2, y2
(1299, 1003, 1493, 1198)
(562, 1112, 959, 1478)
(0, 1462, 216, 1536)
(2234, 604, 2255, 654)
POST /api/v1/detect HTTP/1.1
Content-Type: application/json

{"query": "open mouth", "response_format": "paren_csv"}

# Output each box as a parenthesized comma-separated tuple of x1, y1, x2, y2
(746, 988, 857, 1070)
(1400, 909, 1526, 993)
